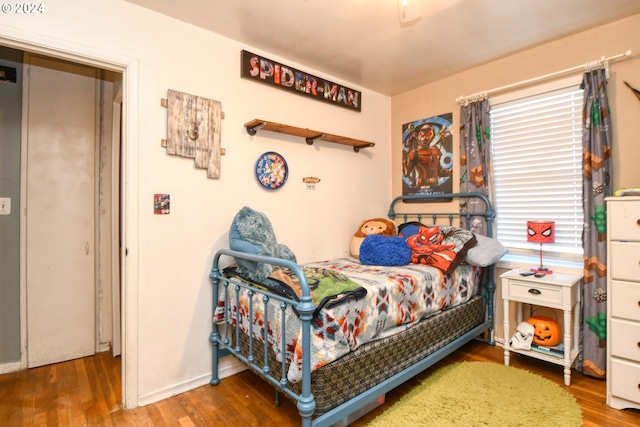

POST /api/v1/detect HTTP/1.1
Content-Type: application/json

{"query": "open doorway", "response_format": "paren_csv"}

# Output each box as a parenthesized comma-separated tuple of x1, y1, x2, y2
(0, 44, 124, 394)
(0, 31, 138, 408)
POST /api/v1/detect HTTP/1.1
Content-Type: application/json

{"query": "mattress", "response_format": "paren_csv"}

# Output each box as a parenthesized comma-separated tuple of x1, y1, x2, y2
(237, 294, 485, 414)
(214, 259, 482, 383)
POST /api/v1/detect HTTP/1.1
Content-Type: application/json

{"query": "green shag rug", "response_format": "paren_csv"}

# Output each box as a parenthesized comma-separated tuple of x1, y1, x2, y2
(368, 361, 582, 427)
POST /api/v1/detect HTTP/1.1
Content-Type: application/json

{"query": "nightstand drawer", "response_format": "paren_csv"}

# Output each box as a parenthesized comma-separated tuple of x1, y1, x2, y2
(610, 319, 640, 361)
(506, 280, 563, 307)
(610, 358, 640, 404)
(610, 281, 640, 322)
(610, 242, 640, 282)
(609, 201, 640, 241)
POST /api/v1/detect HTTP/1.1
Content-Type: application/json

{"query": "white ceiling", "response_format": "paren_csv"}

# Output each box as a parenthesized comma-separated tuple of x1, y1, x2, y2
(126, 0, 640, 96)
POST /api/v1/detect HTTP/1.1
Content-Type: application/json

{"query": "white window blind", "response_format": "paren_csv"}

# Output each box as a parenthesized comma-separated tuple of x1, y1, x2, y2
(490, 82, 584, 258)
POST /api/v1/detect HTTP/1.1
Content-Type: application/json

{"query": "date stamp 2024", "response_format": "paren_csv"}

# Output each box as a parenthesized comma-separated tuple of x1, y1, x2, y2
(1, 3, 45, 14)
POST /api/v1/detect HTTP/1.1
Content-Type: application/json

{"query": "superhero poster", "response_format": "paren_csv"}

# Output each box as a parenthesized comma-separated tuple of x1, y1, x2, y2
(401, 113, 453, 201)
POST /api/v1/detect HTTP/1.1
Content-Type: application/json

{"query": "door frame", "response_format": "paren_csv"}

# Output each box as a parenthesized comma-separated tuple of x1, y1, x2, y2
(1, 27, 141, 409)
(111, 92, 123, 357)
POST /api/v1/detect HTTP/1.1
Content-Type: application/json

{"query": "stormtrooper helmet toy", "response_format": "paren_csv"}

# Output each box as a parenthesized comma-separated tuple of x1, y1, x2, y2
(509, 321, 535, 350)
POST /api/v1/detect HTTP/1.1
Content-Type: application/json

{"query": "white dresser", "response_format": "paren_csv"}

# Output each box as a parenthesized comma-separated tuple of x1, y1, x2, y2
(606, 196, 640, 410)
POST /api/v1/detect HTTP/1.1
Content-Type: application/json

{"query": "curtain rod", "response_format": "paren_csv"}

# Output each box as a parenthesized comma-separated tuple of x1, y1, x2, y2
(456, 49, 633, 105)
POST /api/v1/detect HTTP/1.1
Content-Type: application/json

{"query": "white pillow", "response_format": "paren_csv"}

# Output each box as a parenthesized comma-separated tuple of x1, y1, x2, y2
(464, 234, 508, 267)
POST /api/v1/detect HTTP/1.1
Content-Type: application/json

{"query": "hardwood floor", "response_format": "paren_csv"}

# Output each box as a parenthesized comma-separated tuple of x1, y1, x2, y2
(1, 340, 639, 426)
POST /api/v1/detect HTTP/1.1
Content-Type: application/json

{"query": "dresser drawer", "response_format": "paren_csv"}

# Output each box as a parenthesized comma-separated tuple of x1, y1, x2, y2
(609, 201, 640, 241)
(610, 358, 640, 404)
(610, 281, 640, 321)
(505, 280, 563, 307)
(610, 242, 640, 282)
(610, 319, 640, 361)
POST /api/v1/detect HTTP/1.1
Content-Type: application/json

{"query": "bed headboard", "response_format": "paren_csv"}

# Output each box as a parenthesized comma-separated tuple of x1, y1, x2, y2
(388, 192, 496, 238)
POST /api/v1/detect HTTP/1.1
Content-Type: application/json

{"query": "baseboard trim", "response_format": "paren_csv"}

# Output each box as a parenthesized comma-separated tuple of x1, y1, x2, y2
(0, 360, 22, 375)
(136, 355, 248, 407)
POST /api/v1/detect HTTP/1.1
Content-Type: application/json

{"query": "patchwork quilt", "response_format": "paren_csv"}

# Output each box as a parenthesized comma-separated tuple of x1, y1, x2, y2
(214, 257, 481, 383)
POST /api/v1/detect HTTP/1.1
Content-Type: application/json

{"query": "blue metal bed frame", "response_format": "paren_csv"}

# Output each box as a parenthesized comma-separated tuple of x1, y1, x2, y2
(209, 192, 496, 427)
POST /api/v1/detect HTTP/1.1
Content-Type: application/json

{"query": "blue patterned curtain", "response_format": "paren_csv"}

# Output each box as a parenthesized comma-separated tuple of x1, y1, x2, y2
(580, 67, 612, 378)
(459, 99, 494, 236)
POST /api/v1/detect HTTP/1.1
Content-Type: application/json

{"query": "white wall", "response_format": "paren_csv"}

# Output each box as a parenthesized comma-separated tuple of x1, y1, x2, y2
(0, 0, 391, 406)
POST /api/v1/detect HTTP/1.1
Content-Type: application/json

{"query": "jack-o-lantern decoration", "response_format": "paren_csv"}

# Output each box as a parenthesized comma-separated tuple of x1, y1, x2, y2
(526, 315, 562, 346)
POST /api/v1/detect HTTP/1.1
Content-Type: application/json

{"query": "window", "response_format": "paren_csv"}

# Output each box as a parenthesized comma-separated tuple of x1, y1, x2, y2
(490, 77, 584, 260)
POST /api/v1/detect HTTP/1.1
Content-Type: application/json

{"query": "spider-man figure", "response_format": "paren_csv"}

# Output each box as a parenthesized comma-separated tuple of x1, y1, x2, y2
(405, 226, 457, 271)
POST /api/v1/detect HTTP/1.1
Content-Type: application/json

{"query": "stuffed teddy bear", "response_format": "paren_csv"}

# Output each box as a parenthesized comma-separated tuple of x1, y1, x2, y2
(350, 217, 396, 258)
(229, 206, 297, 282)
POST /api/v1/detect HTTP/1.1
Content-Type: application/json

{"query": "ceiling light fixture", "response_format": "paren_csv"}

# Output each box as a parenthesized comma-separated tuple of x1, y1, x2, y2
(398, 0, 421, 25)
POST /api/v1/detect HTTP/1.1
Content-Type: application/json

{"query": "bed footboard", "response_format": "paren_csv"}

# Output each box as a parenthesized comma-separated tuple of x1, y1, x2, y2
(210, 250, 318, 424)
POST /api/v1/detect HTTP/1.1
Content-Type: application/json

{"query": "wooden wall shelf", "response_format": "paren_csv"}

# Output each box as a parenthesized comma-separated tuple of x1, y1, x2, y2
(244, 119, 375, 153)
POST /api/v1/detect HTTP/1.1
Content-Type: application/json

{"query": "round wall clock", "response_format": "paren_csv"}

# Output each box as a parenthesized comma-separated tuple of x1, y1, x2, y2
(255, 151, 288, 190)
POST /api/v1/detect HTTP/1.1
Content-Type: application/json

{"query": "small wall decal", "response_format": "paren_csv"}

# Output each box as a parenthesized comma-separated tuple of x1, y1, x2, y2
(154, 194, 170, 215)
(302, 177, 321, 184)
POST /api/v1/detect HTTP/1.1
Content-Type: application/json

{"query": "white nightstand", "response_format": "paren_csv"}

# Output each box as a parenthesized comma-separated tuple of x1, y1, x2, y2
(501, 269, 582, 386)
